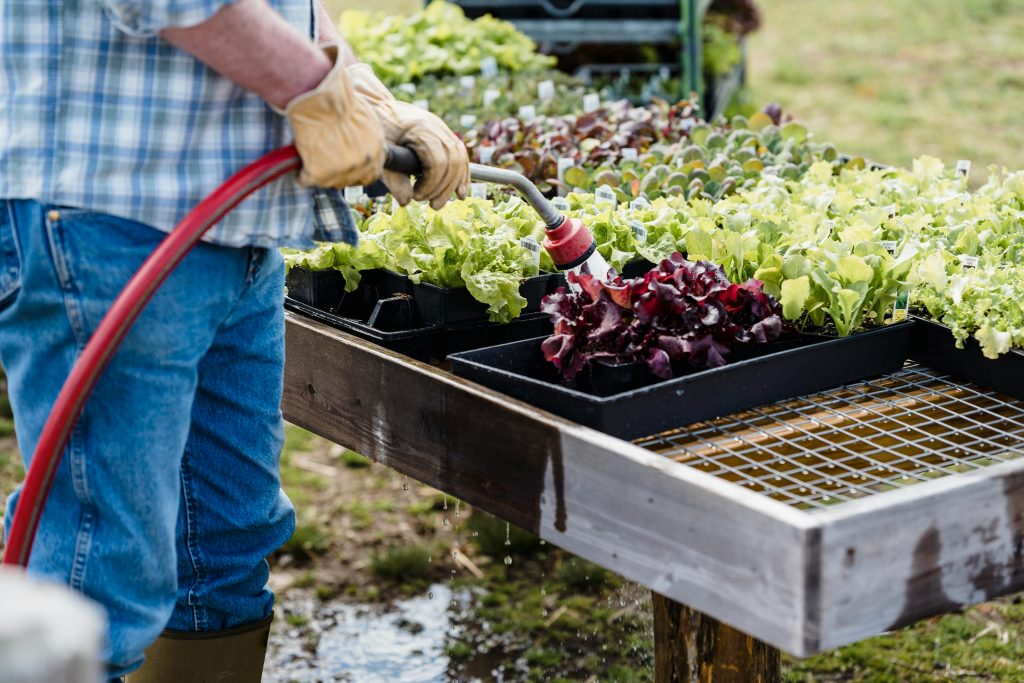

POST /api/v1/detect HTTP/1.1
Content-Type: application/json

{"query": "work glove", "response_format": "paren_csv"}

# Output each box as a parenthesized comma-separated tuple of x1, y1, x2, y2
(284, 44, 386, 189)
(346, 63, 470, 210)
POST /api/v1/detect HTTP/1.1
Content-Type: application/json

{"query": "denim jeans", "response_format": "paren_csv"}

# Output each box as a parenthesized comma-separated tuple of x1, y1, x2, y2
(0, 200, 296, 678)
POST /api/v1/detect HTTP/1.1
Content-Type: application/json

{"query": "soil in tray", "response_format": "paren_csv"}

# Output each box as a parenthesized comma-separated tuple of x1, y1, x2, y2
(448, 322, 915, 440)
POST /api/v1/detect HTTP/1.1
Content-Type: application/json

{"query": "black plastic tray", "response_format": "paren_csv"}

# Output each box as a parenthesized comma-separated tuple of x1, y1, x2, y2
(286, 267, 560, 328)
(909, 317, 1024, 402)
(412, 273, 552, 326)
(285, 297, 553, 362)
(448, 322, 916, 440)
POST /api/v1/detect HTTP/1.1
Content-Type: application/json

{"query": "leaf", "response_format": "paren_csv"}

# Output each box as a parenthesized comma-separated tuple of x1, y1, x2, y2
(780, 276, 810, 321)
(747, 111, 773, 132)
(836, 254, 874, 284)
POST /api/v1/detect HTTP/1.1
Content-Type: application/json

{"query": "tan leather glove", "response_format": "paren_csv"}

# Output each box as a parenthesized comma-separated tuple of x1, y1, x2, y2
(285, 45, 386, 189)
(346, 63, 470, 210)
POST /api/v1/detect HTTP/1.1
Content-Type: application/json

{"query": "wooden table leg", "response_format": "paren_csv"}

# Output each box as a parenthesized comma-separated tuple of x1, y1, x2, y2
(652, 592, 781, 683)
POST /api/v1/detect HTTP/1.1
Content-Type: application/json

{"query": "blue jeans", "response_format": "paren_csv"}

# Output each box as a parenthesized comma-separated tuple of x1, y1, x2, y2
(0, 200, 296, 678)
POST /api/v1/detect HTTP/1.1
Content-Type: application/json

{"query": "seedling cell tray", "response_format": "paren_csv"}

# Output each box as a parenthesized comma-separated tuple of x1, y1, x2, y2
(449, 322, 915, 439)
(412, 273, 552, 327)
(909, 316, 1024, 402)
(284, 297, 552, 362)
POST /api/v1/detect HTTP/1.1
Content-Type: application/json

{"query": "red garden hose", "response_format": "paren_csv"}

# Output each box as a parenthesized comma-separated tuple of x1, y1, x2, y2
(2, 145, 302, 567)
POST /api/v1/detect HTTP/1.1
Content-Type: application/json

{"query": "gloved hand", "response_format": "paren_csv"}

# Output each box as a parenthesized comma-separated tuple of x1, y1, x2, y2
(346, 63, 469, 210)
(284, 44, 386, 189)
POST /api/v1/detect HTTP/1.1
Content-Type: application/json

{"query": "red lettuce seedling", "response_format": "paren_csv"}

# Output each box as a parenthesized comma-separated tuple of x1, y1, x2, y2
(541, 253, 788, 381)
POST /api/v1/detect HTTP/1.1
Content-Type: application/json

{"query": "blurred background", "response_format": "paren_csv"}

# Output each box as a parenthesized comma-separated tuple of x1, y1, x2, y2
(327, 0, 1024, 173)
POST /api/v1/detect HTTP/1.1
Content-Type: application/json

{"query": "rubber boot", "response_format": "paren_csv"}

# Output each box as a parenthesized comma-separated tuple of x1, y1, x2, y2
(125, 614, 273, 683)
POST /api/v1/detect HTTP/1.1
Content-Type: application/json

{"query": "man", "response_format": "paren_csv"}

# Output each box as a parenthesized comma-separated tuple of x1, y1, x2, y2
(0, 0, 469, 680)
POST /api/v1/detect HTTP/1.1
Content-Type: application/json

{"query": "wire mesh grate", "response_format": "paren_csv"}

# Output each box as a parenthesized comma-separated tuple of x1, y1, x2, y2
(636, 364, 1024, 511)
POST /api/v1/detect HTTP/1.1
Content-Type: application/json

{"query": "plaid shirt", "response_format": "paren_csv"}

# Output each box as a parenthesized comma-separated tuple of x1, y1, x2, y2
(0, 0, 357, 249)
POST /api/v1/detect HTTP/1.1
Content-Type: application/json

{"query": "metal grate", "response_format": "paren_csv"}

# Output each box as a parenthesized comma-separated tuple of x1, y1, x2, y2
(636, 365, 1024, 511)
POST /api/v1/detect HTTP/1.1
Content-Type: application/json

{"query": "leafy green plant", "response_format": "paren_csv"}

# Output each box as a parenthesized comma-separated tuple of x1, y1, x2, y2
(339, 1, 555, 87)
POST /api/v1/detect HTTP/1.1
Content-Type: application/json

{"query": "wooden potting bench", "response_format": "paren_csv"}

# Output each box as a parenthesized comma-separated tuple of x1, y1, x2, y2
(283, 312, 1024, 681)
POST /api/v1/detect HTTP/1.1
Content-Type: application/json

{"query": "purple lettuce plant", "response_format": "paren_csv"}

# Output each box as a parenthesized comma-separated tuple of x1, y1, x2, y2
(541, 253, 788, 381)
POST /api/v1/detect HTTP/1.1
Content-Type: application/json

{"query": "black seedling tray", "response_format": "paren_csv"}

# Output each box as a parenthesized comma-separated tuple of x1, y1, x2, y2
(909, 317, 1024, 402)
(449, 322, 916, 440)
(287, 267, 559, 329)
(285, 297, 552, 362)
(412, 273, 552, 326)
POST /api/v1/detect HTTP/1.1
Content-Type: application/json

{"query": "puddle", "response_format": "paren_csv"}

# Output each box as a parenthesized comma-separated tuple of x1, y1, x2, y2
(267, 584, 460, 683)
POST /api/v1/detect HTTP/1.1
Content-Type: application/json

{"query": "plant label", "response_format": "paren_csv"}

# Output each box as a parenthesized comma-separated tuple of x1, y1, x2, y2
(630, 196, 651, 211)
(958, 254, 979, 269)
(460, 114, 477, 128)
(956, 159, 972, 178)
(483, 88, 501, 107)
(398, 83, 417, 95)
(552, 196, 571, 211)
(520, 237, 542, 268)
(595, 185, 617, 208)
(629, 220, 648, 243)
(480, 57, 498, 78)
(413, 99, 429, 110)
(881, 240, 898, 254)
(479, 146, 496, 164)
(659, 65, 671, 81)
(344, 186, 363, 203)
(621, 148, 639, 162)
(891, 289, 910, 323)
(459, 75, 477, 91)
(583, 93, 601, 113)
(518, 105, 537, 123)
(538, 80, 555, 102)
(470, 183, 488, 200)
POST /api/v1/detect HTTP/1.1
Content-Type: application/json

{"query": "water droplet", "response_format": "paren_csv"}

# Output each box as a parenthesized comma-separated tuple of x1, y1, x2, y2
(471, 531, 479, 537)
(443, 518, 450, 527)
(443, 495, 448, 511)
(504, 522, 511, 547)
(504, 555, 513, 565)
(539, 539, 546, 545)
(401, 475, 410, 491)
(455, 500, 461, 518)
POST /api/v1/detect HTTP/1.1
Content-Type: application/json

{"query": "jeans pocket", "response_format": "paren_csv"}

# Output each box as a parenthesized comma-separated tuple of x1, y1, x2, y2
(0, 202, 24, 311)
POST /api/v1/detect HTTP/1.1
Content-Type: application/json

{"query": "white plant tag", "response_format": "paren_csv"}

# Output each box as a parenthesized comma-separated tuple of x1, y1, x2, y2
(958, 254, 979, 269)
(344, 186, 363, 203)
(460, 75, 477, 91)
(630, 196, 651, 211)
(460, 114, 477, 128)
(398, 83, 417, 95)
(629, 220, 647, 243)
(538, 79, 555, 101)
(659, 65, 671, 81)
(520, 236, 542, 268)
(583, 93, 601, 113)
(479, 146, 496, 164)
(518, 105, 537, 122)
(595, 184, 617, 208)
(551, 196, 571, 211)
(412, 99, 429, 110)
(470, 183, 488, 199)
(621, 148, 639, 161)
(483, 88, 501, 107)
(956, 159, 972, 178)
(881, 240, 898, 254)
(480, 57, 498, 78)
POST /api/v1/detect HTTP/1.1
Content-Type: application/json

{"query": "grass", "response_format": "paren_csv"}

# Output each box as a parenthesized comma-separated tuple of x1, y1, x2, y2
(748, 0, 1024, 173)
